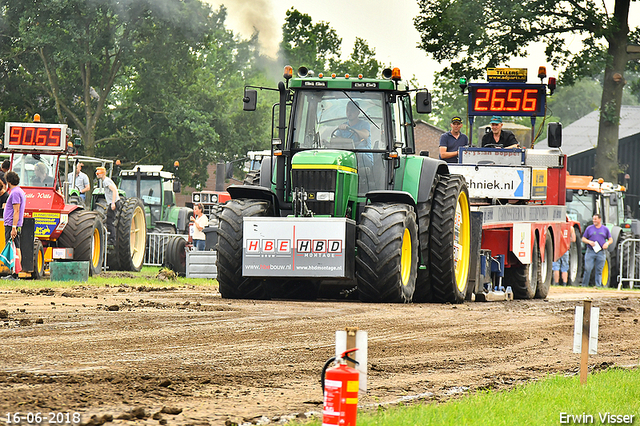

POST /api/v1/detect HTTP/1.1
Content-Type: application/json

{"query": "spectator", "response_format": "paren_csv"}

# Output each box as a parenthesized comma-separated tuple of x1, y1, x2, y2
(581, 214, 613, 287)
(439, 116, 469, 163)
(0, 176, 8, 217)
(190, 203, 208, 251)
(68, 162, 90, 201)
(0, 159, 9, 180)
(2, 171, 26, 280)
(553, 225, 576, 286)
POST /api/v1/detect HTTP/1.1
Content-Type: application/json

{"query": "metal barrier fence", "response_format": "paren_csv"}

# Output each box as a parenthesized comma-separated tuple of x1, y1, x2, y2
(144, 233, 188, 266)
(618, 238, 640, 290)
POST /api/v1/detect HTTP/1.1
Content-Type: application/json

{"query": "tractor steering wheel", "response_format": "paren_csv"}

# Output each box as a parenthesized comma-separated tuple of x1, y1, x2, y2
(484, 143, 502, 148)
(331, 126, 358, 140)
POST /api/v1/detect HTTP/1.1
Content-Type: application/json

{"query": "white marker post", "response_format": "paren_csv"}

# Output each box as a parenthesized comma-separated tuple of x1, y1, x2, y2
(336, 327, 368, 392)
(572, 300, 600, 385)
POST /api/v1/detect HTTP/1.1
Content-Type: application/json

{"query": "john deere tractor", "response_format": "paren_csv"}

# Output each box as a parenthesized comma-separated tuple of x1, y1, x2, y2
(216, 66, 472, 303)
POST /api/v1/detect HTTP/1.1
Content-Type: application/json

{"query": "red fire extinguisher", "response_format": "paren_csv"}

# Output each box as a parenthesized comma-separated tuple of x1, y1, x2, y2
(322, 348, 359, 426)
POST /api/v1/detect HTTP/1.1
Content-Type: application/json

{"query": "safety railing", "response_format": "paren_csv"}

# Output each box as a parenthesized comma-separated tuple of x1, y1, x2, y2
(617, 238, 640, 290)
(144, 233, 188, 266)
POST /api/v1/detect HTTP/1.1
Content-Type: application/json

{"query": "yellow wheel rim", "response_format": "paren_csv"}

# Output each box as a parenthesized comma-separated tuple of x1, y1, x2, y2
(37, 248, 43, 275)
(400, 228, 412, 286)
(602, 257, 610, 287)
(92, 227, 101, 268)
(454, 190, 471, 292)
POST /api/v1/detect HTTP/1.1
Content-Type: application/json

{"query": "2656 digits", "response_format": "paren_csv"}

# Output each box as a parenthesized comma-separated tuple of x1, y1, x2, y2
(5, 412, 81, 424)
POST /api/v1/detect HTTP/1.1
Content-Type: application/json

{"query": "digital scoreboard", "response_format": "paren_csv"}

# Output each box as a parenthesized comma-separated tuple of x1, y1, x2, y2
(468, 83, 546, 117)
(4, 122, 68, 152)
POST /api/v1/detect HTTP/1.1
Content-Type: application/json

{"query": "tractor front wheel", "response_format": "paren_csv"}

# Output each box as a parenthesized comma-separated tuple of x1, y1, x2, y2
(356, 203, 418, 303)
(216, 199, 271, 299)
(536, 230, 553, 299)
(31, 239, 45, 280)
(165, 235, 187, 275)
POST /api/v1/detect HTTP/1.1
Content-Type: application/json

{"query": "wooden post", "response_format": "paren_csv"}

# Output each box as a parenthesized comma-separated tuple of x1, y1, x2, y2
(580, 299, 592, 385)
(345, 327, 358, 369)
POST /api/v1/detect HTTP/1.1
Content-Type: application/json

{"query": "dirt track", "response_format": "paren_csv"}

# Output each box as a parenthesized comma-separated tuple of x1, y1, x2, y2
(1, 281, 639, 426)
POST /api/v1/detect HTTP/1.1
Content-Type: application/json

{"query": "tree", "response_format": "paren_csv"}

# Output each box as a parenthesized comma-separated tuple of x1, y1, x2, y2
(0, 0, 214, 157)
(415, 0, 640, 181)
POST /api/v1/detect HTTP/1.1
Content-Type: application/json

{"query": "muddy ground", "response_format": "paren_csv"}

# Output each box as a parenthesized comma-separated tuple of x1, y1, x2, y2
(1, 281, 639, 426)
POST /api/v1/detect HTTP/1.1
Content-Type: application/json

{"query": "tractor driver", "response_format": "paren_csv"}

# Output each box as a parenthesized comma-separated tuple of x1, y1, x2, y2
(32, 163, 55, 187)
(481, 116, 520, 149)
(335, 101, 373, 167)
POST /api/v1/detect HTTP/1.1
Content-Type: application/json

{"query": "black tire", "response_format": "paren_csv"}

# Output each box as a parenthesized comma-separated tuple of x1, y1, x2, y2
(94, 199, 108, 221)
(114, 197, 147, 272)
(356, 203, 418, 303)
(610, 232, 632, 288)
(412, 201, 433, 303)
(68, 195, 85, 207)
(430, 175, 472, 304)
(58, 210, 105, 276)
(506, 235, 540, 299)
(243, 170, 261, 186)
(216, 199, 271, 299)
(31, 239, 45, 280)
(536, 230, 553, 299)
(568, 227, 583, 286)
(165, 235, 187, 275)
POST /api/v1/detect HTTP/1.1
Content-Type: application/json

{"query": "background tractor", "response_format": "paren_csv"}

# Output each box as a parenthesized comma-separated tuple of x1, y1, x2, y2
(566, 175, 640, 287)
(2, 120, 105, 277)
(216, 66, 471, 303)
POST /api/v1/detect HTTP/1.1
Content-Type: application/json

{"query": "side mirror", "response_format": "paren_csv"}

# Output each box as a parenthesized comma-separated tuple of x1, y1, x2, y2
(225, 162, 234, 179)
(243, 89, 257, 111)
(548, 122, 562, 148)
(415, 91, 432, 114)
(566, 189, 573, 203)
(173, 179, 181, 194)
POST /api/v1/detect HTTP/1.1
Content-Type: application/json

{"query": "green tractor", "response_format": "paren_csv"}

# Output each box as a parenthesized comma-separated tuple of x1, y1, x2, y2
(216, 66, 472, 303)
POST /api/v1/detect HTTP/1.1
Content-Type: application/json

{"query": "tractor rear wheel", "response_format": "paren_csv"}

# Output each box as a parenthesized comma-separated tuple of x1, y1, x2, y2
(356, 203, 418, 303)
(216, 199, 271, 299)
(58, 210, 104, 276)
(31, 239, 45, 280)
(536, 230, 553, 299)
(165, 235, 187, 275)
(568, 227, 582, 286)
(412, 201, 433, 302)
(115, 197, 147, 272)
(68, 195, 85, 207)
(506, 236, 540, 299)
(429, 175, 471, 304)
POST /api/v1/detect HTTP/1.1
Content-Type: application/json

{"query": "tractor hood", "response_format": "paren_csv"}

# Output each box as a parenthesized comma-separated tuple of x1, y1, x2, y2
(291, 150, 358, 172)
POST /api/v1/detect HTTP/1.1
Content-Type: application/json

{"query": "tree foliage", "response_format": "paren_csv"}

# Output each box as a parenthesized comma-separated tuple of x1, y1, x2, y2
(415, 0, 640, 181)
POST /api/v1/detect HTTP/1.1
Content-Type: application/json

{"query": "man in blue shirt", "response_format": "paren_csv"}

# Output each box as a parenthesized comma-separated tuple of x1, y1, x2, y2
(439, 116, 469, 163)
(581, 213, 613, 287)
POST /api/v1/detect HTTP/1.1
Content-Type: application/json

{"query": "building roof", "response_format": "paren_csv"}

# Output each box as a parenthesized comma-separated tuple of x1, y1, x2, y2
(544, 105, 640, 156)
(415, 119, 446, 133)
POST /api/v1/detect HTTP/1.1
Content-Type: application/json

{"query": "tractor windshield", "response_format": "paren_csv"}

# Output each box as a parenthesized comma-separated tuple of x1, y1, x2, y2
(120, 178, 162, 206)
(291, 90, 384, 152)
(11, 154, 59, 189)
(566, 192, 596, 229)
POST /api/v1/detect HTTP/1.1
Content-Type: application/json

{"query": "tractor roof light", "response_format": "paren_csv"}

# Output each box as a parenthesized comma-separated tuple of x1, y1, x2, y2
(391, 67, 401, 81)
(538, 66, 547, 80)
(283, 65, 293, 80)
(548, 77, 557, 95)
(33, 113, 41, 122)
(318, 73, 324, 78)
(598, 178, 604, 184)
(174, 161, 180, 168)
(459, 77, 467, 94)
(331, 73, 337, 79)
(358, 74, 363, 79)
(382, 68, 392, 79)
(345, 73, 350, 79)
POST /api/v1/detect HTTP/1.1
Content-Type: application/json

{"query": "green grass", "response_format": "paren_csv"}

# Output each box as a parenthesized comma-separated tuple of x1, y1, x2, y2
(304, 368, 640, 426)
(0, 265, 218, 289)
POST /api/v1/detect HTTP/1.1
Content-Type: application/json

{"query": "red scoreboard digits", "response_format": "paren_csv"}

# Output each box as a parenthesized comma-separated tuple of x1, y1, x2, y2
(468, 84, 545, 117)
(3, 122, 67, 151)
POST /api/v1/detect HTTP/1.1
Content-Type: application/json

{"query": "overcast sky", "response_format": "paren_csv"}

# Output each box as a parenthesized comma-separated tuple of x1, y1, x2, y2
(212, 0, 640, 88)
